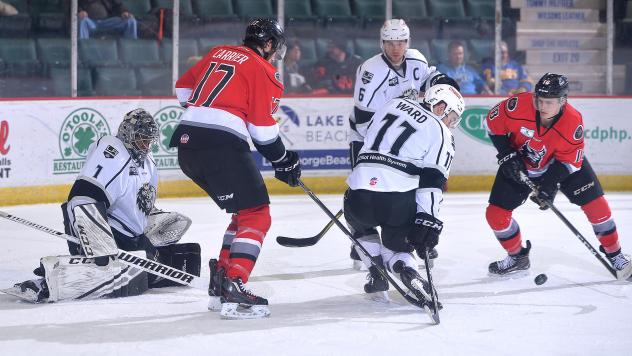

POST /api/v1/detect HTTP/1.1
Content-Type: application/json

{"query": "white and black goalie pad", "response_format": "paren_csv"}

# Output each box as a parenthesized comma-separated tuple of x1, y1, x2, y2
(72, 202, 118, 257)
(145, 208, 192, 247)
(41, 254, 148, 302)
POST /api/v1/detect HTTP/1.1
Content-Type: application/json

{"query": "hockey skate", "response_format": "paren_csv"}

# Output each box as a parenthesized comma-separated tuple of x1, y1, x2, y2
(220, 276, 270, 319)
(393, 261, 442, 310)
(207, 259, 223, 311)
(489, 240, 531, 276)
(350, 246, 367, 271)
(1, 278, 49, 303)
(364, 265, 390, 303)
(607, 251, 632, 281)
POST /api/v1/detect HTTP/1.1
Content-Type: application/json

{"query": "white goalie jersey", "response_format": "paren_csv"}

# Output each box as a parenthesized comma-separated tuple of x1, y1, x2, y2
(347, 97, 455, 216)
(66, 135, 158, 237)
(350, 49, 441, 143)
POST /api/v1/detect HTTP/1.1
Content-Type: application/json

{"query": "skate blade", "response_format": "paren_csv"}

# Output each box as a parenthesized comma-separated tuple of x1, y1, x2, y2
(1, 286, 41, 303)
(353, 260, 367, 271)
(207, 296, 222, 311)
(220, 302, 270, 320)
(487, 269, 531, 279)
(365, 291, 390, 304)
(615, 264, 632, 281)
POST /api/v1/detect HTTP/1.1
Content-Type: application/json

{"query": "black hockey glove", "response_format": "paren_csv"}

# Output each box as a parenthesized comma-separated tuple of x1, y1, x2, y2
(497, 149, 527, 185)
(272, 150, 301, 187)
(529, 161, 569, 210)
(411, 212, 443, 253)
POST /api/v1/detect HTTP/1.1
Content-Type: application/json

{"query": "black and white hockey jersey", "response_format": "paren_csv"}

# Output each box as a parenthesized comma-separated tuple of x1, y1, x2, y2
(350, 49, 442, 143)
(347, 98, 455, 216)
(65, 135, 158, 237)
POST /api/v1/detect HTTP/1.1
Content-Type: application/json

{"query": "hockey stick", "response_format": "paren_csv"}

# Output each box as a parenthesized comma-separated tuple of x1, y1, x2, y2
(296, 180, 438, 323)
(276, 209, 343, 247)
(0, 210, 208, 289)
(519, 173, 617, 278)
(422, 248, 440, 324)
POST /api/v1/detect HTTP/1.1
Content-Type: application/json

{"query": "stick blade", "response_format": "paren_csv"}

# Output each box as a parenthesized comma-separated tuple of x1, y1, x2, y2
(275, 235, 318, 248)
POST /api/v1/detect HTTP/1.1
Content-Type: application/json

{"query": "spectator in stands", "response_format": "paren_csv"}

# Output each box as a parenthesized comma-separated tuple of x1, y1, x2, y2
(0, 0, 18, 16)
(284, 39, 311, 93)
(310, 39, 363, 94)
(481, 41, 533, 95)
(78, 0, 137, 39)
(438, 41, 492, 95)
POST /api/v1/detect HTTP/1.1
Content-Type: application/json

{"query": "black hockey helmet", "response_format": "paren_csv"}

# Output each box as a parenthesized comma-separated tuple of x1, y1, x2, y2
(535, 73, 569, 98)
(243, 18, 286, 57)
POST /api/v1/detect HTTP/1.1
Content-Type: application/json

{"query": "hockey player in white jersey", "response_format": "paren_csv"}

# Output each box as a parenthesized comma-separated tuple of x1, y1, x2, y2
(4, 109, 199, 303)
(348, 19, 458, 268)
(344, 84, 464, 303)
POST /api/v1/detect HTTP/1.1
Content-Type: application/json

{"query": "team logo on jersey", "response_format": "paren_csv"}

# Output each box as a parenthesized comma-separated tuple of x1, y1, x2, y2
(361, 71, 373, 84)
(506, 97, 518, 112)
(401, 88, 419, 100)
(152, 106, 184, 171)
(520, 139, 547, 168)
(520, 127, 535, 138)
(574, 125, 584, 141)
(369, 177, 378, 186)
(137, 183, 156, 216)
(103, 145, 118, 159)
(389, 77, 399, 86)
(275, 72, 281, 82)
(53, 108, 111, 175)
(129, 165, 139, 176)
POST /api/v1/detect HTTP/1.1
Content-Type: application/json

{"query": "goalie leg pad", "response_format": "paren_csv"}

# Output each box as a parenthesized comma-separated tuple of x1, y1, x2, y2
(150, 243, 201, 288)
(72, 202, 118, 259)
(41, 254, 148, 302)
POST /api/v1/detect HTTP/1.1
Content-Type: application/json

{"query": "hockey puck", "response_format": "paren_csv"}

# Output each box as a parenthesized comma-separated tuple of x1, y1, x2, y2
(534, 274, 548, 285)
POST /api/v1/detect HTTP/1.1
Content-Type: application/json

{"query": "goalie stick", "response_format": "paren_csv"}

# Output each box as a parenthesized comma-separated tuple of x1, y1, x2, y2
(276, 209, 343, 247)
(0, 210, 208, 290)
(519, 173, 617, 278)
(297, 180, 438, 324)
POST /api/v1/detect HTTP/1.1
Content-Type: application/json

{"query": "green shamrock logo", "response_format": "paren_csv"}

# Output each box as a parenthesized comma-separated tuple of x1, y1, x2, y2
(74, 126, 96, 154)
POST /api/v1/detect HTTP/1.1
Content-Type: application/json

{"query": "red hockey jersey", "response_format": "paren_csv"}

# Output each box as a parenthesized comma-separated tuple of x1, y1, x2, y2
(486, 92, 585, 176)
(175, 45, 284, 144)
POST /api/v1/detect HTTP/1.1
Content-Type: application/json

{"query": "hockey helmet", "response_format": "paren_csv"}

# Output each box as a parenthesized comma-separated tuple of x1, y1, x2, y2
(423, 84, 465, 128)
(380, 19, 410, 48)
(244, 18, 286, 60)
(117, 108, 159, 163)
(535, 73, 569, 99)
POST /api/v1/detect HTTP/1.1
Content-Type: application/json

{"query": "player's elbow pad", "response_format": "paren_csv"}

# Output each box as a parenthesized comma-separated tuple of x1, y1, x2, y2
(419, 168, 447, 191)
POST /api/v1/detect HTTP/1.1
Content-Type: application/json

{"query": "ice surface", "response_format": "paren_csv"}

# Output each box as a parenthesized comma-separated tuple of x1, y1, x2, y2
(1, 193, 631, 355)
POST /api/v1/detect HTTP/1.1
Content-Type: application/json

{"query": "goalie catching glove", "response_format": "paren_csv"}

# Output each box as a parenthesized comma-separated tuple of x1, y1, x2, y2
(272, 150, 301, 187)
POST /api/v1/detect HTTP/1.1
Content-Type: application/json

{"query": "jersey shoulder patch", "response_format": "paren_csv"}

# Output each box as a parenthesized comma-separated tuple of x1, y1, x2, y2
(94, 136, 131, 164)
(503, 92, 535, 119)
(557, 103, 584, 143)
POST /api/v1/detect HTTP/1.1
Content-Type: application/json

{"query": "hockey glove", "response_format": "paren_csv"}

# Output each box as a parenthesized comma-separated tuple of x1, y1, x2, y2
(497, 149, 527, 185)
(272, 150, 301, 187)
(529, 161, 569, 210)
(411, 212, 443, 252)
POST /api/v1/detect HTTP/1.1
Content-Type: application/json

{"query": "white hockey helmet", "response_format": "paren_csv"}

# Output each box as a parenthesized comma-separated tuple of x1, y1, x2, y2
(423, 84, 465, 128)
(380, 19, 410, 48)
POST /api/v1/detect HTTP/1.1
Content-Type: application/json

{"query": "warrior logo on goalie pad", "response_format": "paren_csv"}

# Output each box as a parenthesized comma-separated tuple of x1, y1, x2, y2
(137, 183, 156, 216)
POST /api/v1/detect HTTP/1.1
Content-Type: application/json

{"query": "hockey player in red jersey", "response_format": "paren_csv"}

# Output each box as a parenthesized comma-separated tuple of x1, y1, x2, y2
(170, 18, 301, 318)
(485, 73, 632, 280)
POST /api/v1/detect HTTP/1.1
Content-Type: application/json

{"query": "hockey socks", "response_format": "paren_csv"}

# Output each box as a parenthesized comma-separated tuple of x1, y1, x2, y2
(581, 196, 620, 254)
(219, 205, 271, 283)
(486, 204, 523, 255)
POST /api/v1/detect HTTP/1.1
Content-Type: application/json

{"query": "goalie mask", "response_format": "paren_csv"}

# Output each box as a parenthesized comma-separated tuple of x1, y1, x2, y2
(117, 108, 159, 164)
